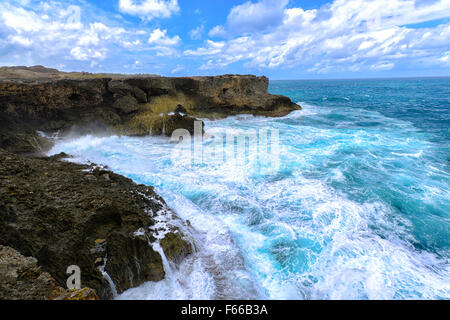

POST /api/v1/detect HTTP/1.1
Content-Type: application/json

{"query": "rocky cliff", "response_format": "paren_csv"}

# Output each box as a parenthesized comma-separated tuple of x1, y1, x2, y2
(0, 149, 192, 299)
(0, 67, 300, 155)
(0, 66, 300, 300)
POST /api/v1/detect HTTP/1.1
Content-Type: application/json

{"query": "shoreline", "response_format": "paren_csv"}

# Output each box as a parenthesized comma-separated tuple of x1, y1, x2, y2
(0, 66, 301, 300)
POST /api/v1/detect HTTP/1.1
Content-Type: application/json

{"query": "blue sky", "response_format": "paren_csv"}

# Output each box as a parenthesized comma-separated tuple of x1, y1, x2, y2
(0, 0, 449, 79)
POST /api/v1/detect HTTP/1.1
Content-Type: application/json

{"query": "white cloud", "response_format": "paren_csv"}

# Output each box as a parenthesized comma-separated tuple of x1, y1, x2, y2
(190, 0, 450, 73)
(118, 0, 180, 20)
(70, 47, 107, 61)
(370, 61, 395, 71)
(189, 25, 204, 40)
(9, 35, 33, 47)
(209, 25, 226, 38)
(226, 0, 289, 34)
(148, 28, 181, 46)
(171, 65, 184, 74)
(0, 1, 147, 66)
(184, 40, 226, 56)
(147, 29, 181, 57)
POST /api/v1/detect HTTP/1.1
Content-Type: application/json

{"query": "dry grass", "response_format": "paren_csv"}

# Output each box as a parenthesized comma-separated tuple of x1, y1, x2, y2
(122, 94, 196, 135)
(0, 66, 160, 81)
(125, 94, 193, 134)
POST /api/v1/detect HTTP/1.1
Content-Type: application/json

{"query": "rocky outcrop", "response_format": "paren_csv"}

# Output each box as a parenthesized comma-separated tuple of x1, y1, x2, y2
(0, 67, 300, 155)
(0, 149, 192, 299)
(0, 245, 99, 300)
(0, 66, 299, 300)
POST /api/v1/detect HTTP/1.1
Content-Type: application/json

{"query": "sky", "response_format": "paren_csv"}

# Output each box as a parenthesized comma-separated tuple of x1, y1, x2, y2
(0, 0, 449, 79)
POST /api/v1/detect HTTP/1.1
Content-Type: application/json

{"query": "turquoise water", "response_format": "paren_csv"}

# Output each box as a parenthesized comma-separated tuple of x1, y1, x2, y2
(49, 78, 450, 299)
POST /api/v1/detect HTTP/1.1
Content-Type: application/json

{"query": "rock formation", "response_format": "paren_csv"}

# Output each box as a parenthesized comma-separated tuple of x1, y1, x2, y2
(0, 149, 192, 299)
(0, 66, 300, 155)
(0, 66, 300, 300)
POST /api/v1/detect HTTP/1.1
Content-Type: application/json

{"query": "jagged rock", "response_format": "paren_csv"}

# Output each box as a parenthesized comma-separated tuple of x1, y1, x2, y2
(0, 149, 192, 299)
(0, 245, 99, 300)
(0, 245, 58, 300)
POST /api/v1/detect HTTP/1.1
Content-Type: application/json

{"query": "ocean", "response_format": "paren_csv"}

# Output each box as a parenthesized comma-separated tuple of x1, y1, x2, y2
(48, 78, 450, 300)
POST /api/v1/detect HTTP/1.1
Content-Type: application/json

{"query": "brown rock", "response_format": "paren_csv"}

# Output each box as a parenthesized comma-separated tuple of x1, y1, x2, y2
(0, 245, 99, 300)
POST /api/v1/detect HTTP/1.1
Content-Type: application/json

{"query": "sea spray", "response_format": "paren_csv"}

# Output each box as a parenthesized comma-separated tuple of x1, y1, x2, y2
(48, 78, 450, 300)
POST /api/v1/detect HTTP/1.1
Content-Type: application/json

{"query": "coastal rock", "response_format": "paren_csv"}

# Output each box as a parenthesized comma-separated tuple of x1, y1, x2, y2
(149, 113, 204, 136)
(0, 67, 300, 154)
(0, 245, 99, 300)
(160, 231, 193, 263)
(107, 80, 147, 103)
(0, 149, 193, 299)
(104, 232, 165, 293)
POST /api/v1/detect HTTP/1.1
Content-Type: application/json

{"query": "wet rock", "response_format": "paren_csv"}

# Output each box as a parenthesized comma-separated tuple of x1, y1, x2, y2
(105, 232, 165, 293)
(0, 132, 53, 156)
(0, 149, 192, 299)
(160, 232, 192, 263)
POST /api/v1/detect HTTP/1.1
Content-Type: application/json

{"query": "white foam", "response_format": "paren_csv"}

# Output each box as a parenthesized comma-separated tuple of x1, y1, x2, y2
(47, 106, 450, 300)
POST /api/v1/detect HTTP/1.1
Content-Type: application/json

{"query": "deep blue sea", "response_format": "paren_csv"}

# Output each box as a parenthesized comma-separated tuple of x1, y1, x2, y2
(49, 78, 450, 300)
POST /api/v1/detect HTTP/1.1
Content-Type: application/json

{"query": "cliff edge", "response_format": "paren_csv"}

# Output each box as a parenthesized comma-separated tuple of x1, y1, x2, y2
(0, 66, 300, 154)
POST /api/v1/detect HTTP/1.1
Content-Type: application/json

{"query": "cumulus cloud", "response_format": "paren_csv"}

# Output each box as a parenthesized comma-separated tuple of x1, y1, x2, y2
(0, 1, 146, 67)
(226, 0, 289, 35)
(184, 40, 226, 56)
(70, 47, 107, 61)
(147, 28, 181, 56)
(207, 0, 289, 38)
(148, 28, 181, 46)
(118, 0, 180, 20)
(190, 0, 450, 73)
(1, 0, 449, 76)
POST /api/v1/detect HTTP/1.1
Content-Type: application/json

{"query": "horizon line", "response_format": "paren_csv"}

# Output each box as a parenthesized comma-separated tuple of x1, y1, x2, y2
(269, 75, 450, 81)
